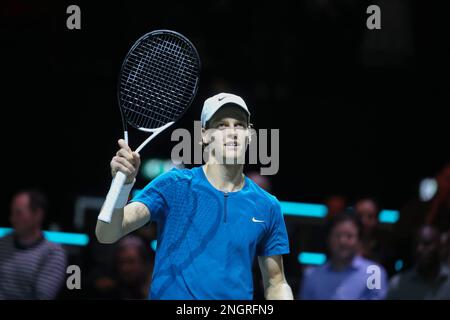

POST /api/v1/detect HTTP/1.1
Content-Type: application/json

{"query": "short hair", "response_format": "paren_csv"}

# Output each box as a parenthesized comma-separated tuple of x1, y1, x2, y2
(326, 209, 363, 239)
(16, 189, 48, 213)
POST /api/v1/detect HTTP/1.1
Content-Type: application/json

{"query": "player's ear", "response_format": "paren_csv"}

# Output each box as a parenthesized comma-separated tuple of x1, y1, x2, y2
(201, 127, 210, 145)
(246, 123, 254, 145)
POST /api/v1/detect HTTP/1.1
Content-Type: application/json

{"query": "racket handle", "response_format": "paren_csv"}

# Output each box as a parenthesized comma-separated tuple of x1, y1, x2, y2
(98, 171, 127, 223)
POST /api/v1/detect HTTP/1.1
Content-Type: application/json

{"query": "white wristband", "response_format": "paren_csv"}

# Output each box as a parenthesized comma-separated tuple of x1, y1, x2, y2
(114, 179, 135, 209)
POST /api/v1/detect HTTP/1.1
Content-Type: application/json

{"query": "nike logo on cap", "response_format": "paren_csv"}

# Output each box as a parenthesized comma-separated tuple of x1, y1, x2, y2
(218, 96, 226, 101)
(252, 217, 264, 223)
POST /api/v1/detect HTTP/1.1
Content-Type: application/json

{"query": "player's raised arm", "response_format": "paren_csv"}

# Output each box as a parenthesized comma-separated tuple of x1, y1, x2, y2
(95, 30, 199, 225)
(95, 139, 150, 244)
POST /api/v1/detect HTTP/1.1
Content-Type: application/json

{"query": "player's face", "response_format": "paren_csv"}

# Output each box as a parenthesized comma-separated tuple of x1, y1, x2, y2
(329, 221, 360, 262)
(203, 105, 249, 164)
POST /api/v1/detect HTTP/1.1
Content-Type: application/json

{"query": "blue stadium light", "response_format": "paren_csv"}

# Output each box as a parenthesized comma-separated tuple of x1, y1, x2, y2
(394, 259, 404, 272)
(43, 231, 89, 246)
(379, 210, 400, 224)
(419, 178, 437, 202)
(0, 228, 12, 238)
(151, 240, 157, 252)
(0, 227, 89, 246)
(298, 252, 327, 265)
(280, 201, 328, 218)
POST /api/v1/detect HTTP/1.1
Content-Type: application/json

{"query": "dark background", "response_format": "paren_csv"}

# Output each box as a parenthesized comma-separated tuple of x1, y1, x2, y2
(1, 0, 449, 230)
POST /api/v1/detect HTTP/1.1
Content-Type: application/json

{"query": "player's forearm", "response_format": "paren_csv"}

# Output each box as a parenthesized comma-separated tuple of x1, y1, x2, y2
(96, 171, 137, 243)
(265, 281, 294, 300)
(95, 208, 125, 243)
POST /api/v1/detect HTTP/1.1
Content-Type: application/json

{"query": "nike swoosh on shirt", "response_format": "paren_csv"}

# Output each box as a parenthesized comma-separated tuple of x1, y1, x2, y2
(252, 217, 264, 223)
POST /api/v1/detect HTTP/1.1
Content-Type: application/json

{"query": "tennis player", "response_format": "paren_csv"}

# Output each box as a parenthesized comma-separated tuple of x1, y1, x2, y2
(96, 93, 293, 300)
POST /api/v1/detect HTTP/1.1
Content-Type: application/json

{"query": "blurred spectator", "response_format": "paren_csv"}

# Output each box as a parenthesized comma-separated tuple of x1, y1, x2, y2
(386, 226, 450, 299)
(354, 197, 394, 273)
(355, 197, 379, 233)
(325, 194, 347, 218)
(425, 163, 450, 228)
(89, 235, 153, 299)
(287, 193, 349, 292)
(83, 239, 117, 295)
(441, 229, 450, 267)
(394, 162, 450, 270)
(247, 170, 273, 193)
(0, 190, 67, 299)
(84, 222, 156, 299)
(306, 194, 349, 254)
(298, 211, 388, 300)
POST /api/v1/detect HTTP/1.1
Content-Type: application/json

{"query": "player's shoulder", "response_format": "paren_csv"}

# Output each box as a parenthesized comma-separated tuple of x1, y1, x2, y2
(245, 176, 280, 208)
(153, 166, 195, 184)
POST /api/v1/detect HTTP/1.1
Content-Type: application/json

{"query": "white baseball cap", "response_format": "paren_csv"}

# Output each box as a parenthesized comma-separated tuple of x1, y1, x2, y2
(201, 93, 251, 127)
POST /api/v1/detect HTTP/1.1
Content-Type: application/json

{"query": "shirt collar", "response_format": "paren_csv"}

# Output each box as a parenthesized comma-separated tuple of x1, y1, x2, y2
(13, 232, 45, 250)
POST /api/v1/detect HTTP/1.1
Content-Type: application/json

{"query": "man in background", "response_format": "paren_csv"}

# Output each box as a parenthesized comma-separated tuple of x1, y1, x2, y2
(387, 225, 450, 299)
(88, 235, 153, 299)
(395, 162, 450, 270)
(298, 211, 388, 300)
(0, 190, 67, 299)
(354, 197, 394, 275)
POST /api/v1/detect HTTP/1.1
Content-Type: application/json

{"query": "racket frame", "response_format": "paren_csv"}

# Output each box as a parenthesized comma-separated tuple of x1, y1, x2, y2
(98, 30, 200, 223)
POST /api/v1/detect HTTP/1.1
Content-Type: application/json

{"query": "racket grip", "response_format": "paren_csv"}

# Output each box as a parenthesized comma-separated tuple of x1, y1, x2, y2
(98, 172, 128, 223)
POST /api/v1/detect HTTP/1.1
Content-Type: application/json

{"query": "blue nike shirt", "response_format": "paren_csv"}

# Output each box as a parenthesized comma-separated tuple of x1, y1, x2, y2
(131, 165, 290, 300)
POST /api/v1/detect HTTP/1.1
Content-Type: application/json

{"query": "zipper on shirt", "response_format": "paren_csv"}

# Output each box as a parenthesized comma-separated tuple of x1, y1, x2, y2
(223, 192, 229, 223)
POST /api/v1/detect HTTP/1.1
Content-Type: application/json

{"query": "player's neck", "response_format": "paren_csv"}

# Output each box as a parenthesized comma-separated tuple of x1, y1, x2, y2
(203, 164, 245, 193)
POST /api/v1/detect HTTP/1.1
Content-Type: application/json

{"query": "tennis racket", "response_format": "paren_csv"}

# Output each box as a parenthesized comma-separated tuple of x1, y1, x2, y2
(98, 30, 201, 223)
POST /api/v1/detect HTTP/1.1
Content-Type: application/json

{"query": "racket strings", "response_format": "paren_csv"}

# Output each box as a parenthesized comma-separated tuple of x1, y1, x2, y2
(120, 32, 200, 129)
(132, 38, 197, 114)
(143, 42, 198, 80)
(122, 57, 192, 128)
(131, 47, 197, 96)
(124, 51, 193, 113)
